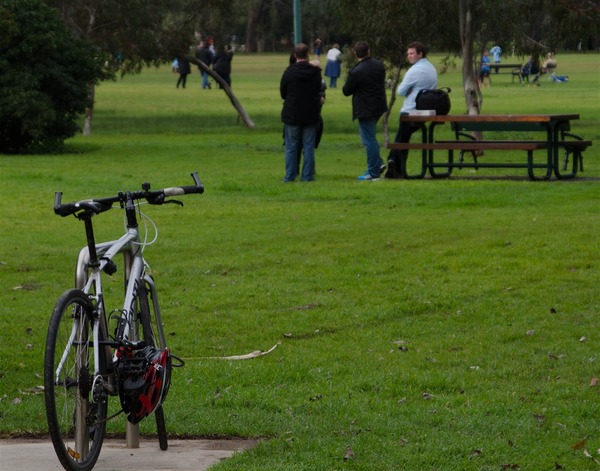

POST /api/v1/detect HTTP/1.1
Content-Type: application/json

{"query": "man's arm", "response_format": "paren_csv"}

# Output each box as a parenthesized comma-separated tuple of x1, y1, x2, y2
(396, 67, 416, 97)
(280, 72, 288, 100)
(342, 66, 358, 96)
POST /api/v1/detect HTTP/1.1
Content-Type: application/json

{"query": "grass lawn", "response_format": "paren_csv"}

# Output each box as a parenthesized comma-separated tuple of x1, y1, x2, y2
(0, 52, 599, 470)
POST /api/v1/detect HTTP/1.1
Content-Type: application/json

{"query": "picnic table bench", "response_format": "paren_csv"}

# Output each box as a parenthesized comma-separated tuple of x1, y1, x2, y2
(387, 114, 592, 180)
(486, 63, 523, 82)
(490, 63, 522, 72)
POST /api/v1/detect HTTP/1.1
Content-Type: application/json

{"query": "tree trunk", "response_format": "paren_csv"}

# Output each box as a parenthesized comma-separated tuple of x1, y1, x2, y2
(383, 65, 403, 148)
(245, 0, 268, 53)
(459, 0, 482, 116)
(82, 81, 95, 136)
(188, 57, 256, 129)
(459, 0, 484, 148)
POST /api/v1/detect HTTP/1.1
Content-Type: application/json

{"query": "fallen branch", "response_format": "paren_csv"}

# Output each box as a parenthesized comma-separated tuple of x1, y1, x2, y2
(187, 56, 256, 129)
(184, 342, 281, 361)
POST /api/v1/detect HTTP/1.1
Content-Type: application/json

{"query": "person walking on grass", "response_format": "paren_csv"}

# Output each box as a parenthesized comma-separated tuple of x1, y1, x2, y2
(324, 43, 342, 88)
(342, 41, 388, 181)
(280, 43, 323, 182)
(175, 58, 190, 88)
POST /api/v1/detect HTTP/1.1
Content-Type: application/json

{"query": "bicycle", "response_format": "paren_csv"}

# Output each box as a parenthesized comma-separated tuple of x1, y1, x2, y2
(44, 172, 204, 471)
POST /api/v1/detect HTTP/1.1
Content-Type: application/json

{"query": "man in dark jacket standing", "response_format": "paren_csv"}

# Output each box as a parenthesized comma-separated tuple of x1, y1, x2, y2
(280, 43, 323, 182)
(213, 44, 234, 88)
(195, 41, 213, 89)
(342, 41, 388, 180)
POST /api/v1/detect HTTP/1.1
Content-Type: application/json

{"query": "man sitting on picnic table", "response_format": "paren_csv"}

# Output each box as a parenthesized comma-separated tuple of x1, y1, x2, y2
(385, 41, 438, 179)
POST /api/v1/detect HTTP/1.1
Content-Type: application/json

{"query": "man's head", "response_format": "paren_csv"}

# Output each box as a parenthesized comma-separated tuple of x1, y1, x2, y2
(406, 41, 427, 64)
(354, 41, 370, 59)
(294, 43, 310, 61)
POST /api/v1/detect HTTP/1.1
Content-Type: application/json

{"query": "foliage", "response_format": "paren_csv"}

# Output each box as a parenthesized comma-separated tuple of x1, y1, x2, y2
(0, 0, 105, 153)
(44, 0, 219, 74)
(333, 0, 599, 116)
(0, 54, 599, 469)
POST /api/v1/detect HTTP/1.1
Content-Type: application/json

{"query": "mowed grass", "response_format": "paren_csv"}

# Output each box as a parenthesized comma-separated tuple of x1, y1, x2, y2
(0, 52, 599, 470)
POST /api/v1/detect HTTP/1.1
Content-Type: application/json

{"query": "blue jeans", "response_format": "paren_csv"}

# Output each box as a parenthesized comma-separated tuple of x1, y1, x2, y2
(284, 124, 317, 182)
(358, 118, 383, 177)
(201, 71, 210, 89)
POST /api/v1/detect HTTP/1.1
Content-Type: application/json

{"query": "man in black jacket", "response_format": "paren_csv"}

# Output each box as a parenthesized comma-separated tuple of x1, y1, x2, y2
(342, 41, 388, 180)
(213, 45, 233, 88)
(280, 43, 323, 182)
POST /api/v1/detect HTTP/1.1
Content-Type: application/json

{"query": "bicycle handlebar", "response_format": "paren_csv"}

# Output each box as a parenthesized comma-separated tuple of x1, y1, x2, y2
(54, 172, 204, 218)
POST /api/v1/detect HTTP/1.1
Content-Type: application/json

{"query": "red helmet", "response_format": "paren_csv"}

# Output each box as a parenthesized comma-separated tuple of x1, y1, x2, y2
(119, 346, 172, 424)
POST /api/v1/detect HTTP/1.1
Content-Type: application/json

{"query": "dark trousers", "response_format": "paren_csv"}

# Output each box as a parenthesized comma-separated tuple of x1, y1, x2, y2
(386, 113, 424, 177)
(176, 74, 188, 88)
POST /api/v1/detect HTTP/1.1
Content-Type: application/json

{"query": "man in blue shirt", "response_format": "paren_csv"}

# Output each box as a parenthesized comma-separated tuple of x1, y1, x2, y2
(385, 41, 437, 179)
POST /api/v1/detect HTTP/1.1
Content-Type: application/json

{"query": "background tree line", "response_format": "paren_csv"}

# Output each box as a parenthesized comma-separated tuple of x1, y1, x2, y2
(1, 0, 598, 153)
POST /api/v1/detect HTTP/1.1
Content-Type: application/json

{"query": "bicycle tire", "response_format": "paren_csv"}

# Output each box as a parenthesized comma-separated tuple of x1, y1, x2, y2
(138, 282, 169, 450)
(44, 289, 108, 471)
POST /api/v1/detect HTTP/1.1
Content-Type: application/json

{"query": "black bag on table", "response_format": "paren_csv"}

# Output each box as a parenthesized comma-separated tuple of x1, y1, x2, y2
(415, 87, 451, 115)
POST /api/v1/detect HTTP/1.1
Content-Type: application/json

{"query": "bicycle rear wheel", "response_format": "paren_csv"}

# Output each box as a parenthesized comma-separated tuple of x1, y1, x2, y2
(44, 289, 108, 471)
(138, 281, 169, 450)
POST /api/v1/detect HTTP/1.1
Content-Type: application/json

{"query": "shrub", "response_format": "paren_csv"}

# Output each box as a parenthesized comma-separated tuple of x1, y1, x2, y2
(0, 0, 105, 153)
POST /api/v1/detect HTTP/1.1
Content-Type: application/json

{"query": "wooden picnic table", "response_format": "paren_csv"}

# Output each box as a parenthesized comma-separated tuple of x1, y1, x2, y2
(387, 114, 592, 180)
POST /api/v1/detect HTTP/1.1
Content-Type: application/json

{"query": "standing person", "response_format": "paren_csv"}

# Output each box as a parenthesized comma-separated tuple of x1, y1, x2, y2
(175, 57, 190, 88)
(314, 38, 322, 59)
(385, 41, 437, 179)
(280, 43, 323, 182)
(213, 45, 234, 88)
(195, 41, 213, 89)
(324, 43, 342, 88)
(342, 41, 388, 181)
(479, 50, 491, 88)
(489, 44, 502, 73)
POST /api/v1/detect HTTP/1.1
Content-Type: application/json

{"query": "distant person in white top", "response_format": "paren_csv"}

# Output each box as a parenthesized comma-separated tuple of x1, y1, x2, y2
(324, 44, 342, 88)
(385, 41, 437, 179)
(489, 45, 502, 73)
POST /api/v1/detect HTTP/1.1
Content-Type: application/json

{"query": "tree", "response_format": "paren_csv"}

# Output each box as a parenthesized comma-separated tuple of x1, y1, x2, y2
(45, 0, 230, 134)
(335, 0, 599, 121)
(0, 0, 105, 153)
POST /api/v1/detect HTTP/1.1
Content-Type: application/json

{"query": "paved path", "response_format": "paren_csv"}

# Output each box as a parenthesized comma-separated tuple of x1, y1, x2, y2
(0, 438, 257, 470)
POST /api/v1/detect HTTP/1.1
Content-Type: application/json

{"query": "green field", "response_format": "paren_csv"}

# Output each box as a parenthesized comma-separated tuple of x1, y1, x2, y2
(0, 52, 599, 470)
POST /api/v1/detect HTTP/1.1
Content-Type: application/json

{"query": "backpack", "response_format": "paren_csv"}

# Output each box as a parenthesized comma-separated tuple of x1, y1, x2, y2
(415, 87, 452, 115)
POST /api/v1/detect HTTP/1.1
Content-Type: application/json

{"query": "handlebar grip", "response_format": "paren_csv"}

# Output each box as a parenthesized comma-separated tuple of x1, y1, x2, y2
(163, 171, 204, 196)
(54, 192, 63, 215)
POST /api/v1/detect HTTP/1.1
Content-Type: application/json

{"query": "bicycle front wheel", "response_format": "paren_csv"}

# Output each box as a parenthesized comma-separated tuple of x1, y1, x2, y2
(44, 289, 107, 471)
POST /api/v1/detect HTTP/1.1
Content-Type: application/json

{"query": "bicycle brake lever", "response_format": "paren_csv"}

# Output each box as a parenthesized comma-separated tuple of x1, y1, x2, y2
(165, 199, 184, 207)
